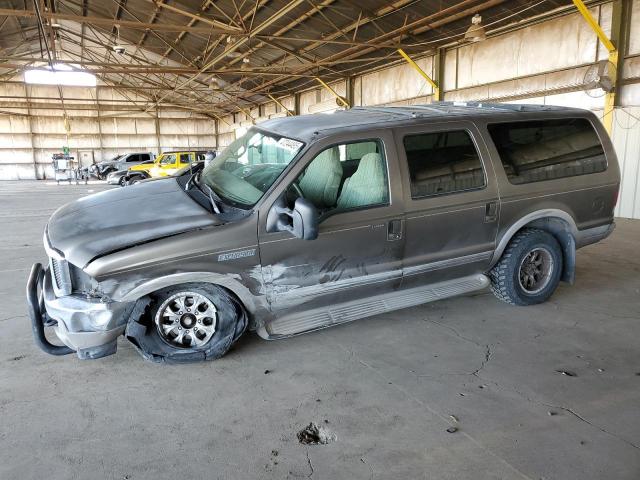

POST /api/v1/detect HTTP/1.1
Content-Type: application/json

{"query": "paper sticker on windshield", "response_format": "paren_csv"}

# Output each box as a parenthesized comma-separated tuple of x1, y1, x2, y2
(277, 138, 303, 152)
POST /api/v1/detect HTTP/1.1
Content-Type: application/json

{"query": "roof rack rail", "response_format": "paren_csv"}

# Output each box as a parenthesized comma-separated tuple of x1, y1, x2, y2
(434, 101, 559, 112)
(404, 105, 452, 114)
(351, 106, 418, 118)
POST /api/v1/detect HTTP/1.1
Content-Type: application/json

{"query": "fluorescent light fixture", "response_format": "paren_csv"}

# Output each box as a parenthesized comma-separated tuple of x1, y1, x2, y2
(24, 64, 96, 87)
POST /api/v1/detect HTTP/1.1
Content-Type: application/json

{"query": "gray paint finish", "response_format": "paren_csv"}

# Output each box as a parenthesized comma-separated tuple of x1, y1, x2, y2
(47, 178, 219, 268)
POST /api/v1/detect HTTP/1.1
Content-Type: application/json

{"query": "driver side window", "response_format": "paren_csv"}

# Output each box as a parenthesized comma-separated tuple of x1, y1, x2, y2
(160, 154, 176, 165)
(294, 139, 389, 214)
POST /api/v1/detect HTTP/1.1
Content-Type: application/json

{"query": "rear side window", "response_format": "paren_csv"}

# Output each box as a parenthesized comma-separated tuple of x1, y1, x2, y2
(403, 130, 485, 198)
(179, 153, 193, 164)
(488, 118, 607, 185)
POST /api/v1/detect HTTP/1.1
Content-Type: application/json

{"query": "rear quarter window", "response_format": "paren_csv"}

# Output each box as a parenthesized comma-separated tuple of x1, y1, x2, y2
(487, 118, 607, 185)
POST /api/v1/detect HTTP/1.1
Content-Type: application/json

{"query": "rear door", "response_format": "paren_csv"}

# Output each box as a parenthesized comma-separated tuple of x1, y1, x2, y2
(121, 154, 139, 169)
(167, 153, 192, 175)
(395, 121, 500, 289)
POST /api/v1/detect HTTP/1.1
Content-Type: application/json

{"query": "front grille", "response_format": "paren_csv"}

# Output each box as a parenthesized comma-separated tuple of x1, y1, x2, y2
(69, 263, 98, 295)
(49, 257, 72, 297)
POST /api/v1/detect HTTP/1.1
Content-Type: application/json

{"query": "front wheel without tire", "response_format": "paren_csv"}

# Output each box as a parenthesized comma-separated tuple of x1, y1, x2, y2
(125, 284, 247, 363)
(489, 228, 563, 306)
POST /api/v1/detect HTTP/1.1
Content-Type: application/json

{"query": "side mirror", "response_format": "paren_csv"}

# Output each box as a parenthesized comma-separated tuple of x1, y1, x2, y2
(267, 196, 319, 240)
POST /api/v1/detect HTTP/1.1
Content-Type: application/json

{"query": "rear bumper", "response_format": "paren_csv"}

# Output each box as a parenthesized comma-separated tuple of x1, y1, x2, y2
(27, 263, 135, 359)
(575, 222, 615, 249)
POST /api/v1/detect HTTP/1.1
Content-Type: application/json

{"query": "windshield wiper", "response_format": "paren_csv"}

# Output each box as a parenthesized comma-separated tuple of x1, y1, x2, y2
(197, 174, 222, 215)
(184, 169, 198, 191)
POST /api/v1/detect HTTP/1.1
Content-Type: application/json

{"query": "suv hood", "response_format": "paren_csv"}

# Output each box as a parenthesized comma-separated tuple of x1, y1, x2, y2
(47, 178, 220, 268)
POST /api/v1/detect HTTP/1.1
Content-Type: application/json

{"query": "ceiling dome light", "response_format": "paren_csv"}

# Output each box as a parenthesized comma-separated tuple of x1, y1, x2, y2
(242, 57, 250, 64)
(464, 14, 486, 43)
(25, 64, 96, 87)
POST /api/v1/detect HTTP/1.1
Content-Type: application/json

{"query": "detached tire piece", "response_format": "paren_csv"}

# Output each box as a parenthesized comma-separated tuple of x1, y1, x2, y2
(125, 283, 247, 364)
(490, 228, 563, 306)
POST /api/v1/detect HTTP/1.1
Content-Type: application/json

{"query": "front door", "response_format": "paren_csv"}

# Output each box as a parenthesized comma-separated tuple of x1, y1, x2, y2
(394, 121, 500, 289)
(257, 129, 405, 336)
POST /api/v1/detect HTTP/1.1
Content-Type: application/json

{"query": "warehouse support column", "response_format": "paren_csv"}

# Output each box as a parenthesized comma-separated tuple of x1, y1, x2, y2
(435, 47, 446, 102)
(610, 0, 630, 109)
(154, 108, 161, 155)
(25, 84, 37, 179)
(345, 76, 355, 108)
(214, 117, 219, 151)
(294, 92, 301, 116)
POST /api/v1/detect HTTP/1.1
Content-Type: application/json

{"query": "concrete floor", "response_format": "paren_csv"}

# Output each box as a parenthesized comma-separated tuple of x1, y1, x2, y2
(1, 181, 639, 480)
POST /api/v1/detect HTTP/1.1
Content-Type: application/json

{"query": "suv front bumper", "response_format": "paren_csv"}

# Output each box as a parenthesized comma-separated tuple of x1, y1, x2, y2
(26, 263, 135, 359)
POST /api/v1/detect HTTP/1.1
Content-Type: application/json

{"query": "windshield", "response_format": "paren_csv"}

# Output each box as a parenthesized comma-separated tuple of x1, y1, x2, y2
(200, 129, 304, 208)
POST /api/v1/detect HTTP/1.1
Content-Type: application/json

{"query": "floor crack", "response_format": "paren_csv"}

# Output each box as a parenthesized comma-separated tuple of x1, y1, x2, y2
(471, 344, 492, 376)
(477, 374, 640, 451)
(360, 457, 374, 480)
(305, 448, 314, 479)
(423, 318, 493, 377)
(334, 342, 534, 480)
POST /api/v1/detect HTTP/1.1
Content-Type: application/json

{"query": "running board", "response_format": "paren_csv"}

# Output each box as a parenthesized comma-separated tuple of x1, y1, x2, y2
(259, 274, 489, 339)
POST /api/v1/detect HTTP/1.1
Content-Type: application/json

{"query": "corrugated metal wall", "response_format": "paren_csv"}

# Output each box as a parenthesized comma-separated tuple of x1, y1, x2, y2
(0, 84, 217, 180)
(612, 107, 640, 219)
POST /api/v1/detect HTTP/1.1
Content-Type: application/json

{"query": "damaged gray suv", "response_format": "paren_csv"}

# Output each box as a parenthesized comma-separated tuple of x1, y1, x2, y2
(27, 102, 620, 363)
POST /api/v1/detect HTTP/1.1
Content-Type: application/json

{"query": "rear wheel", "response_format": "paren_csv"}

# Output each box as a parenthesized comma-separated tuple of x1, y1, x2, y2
(118, 176, 127, 186)
(489, 228, 563, 306)
(125, 283, 247, 363)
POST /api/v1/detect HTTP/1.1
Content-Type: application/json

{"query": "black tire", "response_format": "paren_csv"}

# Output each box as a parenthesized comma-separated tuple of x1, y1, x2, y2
(489, 228, 563, 306)
(118, 176, 127, 187)
(125, 283, 247, 364)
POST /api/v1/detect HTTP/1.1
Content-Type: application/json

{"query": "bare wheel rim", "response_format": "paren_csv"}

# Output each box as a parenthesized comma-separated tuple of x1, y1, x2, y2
(518, 247, 554, 295)
(155, 292, 217, 349)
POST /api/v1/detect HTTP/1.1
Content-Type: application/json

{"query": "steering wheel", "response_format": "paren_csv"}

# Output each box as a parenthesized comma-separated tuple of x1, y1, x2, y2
(285, 181, 304, 205)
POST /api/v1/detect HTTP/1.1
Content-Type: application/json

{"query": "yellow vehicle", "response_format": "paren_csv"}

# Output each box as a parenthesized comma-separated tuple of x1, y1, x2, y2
(126, 151, 207, 183)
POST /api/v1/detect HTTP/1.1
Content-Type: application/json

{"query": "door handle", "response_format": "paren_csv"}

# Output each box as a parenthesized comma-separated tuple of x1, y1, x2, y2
(485, 201, 498, 223)
(388, 219, 403, 241)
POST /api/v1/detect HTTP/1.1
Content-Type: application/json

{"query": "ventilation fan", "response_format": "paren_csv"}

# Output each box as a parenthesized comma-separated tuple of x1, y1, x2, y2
(583, 60, 615, 98)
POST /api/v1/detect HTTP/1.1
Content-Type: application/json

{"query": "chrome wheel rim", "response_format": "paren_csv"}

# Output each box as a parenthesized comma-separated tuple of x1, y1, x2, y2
(518, 247, 554, 294)
(155, 292, 217, 348)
